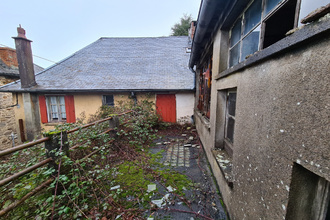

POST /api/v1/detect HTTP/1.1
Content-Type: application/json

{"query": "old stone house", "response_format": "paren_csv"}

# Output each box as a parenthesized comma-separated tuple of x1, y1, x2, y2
(0, 27, 195, 142)
(190, 0, 329, 219)
(0, 47, 43, 150)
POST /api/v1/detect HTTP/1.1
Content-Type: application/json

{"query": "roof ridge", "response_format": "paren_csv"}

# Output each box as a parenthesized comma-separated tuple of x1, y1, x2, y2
(99, 36, 188, 39)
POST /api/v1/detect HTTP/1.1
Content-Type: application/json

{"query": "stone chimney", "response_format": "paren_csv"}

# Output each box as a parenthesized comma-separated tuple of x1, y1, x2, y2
(13, 25, 36, 88)
(0, 47, 18, 68)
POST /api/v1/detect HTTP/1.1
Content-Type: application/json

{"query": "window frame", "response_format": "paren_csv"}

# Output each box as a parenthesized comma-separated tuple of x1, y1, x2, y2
(45, 95, 67, 122)
(197, 56, 213, 119)
(228, 0, 299, 67)
(102, 95, 114, 107)
(224, 90, 237, 143)
(223, 89, 237, 157)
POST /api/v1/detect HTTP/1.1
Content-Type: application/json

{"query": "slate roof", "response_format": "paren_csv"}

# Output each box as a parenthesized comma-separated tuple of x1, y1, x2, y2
(0, 36, 194, 92)
(0, 59, 18, 77)
(0, 59, 44, 78)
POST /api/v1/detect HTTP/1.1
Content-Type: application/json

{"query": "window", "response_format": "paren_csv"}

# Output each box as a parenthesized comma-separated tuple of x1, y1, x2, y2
(286, 164, 330, 220)
(39, 95, 76, 123)
(224, 90, 237, 157)
(197, 57, 212, 118)
(229, 0, 298, 67)
(102, 95, 114, 106)
(225, 91, 237, 143)
(46, 96, 66, 122)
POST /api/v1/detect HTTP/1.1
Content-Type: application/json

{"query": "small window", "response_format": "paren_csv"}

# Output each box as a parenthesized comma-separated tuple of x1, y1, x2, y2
(46, 96, 66, 122)
(103, 95, 114, 106)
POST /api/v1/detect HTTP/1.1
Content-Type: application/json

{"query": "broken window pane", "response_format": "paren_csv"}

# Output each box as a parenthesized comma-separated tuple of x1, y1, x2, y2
(243, 0, 262, 35)
(241, 26, 260, 61)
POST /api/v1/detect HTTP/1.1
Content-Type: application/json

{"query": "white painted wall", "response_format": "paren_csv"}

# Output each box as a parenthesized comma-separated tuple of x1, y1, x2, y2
(176, 93, 195, 124)
(299, 0, 329, 27)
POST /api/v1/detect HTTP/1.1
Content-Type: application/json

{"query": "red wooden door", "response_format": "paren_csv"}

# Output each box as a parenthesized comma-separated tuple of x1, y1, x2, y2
(156, 94, 176, 123)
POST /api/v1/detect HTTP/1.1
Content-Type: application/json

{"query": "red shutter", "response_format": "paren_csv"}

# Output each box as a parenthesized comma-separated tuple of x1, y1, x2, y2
(65, 95, 76, 123)
(39, 95, 48, 123)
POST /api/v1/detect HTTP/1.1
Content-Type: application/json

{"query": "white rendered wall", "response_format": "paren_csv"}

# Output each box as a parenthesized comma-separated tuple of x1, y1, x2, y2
(176, 93, 195, 124)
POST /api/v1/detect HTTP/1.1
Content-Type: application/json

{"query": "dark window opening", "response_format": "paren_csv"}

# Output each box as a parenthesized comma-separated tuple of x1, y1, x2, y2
(263, 0, 297, 48)
(103, 95, 114, 106)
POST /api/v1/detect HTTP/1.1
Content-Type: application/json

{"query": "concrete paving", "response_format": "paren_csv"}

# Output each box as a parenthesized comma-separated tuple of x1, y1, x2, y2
(147, 129, 228, 220)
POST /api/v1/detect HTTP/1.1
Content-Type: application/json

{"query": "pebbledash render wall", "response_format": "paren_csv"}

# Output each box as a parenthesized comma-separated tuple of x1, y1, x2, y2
(0, 76, 18, 150)
(194, 18, 330, 219)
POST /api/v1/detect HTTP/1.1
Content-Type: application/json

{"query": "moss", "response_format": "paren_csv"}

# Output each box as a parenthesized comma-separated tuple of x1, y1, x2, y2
(43, 129, 63, 137)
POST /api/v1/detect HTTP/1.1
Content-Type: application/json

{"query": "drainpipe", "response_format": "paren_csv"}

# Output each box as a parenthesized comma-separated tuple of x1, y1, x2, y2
(189, 67, 196, 90)
(131, 92, 137, 105)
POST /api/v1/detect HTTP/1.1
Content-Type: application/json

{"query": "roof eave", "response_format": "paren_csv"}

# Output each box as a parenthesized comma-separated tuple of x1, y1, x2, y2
(189, 0, 249, 68)
(0, 88, 196, 94)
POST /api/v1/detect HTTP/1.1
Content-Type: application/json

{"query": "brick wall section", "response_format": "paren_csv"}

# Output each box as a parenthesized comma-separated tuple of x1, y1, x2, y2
(0, 76, 18, 150)
(0, 47, 18, 68)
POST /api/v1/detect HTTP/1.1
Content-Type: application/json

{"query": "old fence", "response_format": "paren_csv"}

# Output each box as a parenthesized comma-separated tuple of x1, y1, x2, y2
(0, 110, 132, 217)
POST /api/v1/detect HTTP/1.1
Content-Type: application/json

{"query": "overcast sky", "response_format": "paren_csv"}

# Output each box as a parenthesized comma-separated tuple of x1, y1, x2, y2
(1, 0, 201, 68)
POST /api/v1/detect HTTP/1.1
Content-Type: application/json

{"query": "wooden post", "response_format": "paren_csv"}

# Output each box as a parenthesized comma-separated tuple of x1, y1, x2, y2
(44, 131, 69, 173)
(108, 116, 119, 138)
(18, 119, 26, 142)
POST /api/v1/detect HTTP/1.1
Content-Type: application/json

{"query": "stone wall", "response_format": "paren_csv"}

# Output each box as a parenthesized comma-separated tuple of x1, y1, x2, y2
(0, 76, 18, 150)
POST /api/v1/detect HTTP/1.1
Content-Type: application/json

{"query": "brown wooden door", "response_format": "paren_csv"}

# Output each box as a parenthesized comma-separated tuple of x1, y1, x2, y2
(156, 94, 176, 123)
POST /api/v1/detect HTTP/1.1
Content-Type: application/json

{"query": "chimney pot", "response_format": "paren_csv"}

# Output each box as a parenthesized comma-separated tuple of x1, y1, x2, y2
(17, 25, 27, 39)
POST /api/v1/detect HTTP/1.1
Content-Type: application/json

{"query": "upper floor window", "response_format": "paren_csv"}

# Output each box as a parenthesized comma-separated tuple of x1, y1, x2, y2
(229, 0, 298, 67)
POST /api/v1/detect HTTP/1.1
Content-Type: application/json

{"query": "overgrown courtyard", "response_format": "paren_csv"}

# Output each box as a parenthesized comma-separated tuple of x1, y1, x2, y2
(0, 100, 227, 219)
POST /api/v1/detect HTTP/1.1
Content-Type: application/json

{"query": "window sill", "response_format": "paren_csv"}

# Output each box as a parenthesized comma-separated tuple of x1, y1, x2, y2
(215, 17, 330, 80)
(44, 122, 65, 126)
(212, 148, 233, 188)
(195, 110, 211, 130)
